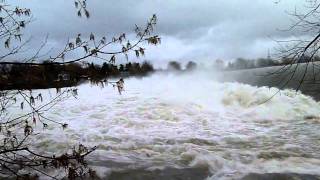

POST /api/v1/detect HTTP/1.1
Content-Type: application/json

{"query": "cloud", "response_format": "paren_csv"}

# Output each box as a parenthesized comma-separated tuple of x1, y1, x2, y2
(5, 0, 309, 65)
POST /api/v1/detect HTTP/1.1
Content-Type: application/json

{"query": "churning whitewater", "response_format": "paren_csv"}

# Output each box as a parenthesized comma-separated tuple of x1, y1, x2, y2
(12, 73, 320, 179)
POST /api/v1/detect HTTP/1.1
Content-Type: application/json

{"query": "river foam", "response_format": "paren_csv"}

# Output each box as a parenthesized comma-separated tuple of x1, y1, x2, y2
(8, 72, 320, 179)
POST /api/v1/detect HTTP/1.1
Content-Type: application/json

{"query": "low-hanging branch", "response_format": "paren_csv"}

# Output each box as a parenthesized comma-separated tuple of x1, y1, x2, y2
(0, 1, 160, 179)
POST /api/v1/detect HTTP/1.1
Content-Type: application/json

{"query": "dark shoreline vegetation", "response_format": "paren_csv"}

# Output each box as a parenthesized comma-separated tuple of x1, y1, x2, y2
(0, 61, 154, 90)
(1, 55, 319, 91)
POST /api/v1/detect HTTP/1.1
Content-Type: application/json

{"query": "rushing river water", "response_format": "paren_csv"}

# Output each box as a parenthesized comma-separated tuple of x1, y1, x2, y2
(10, 72, 320, 179)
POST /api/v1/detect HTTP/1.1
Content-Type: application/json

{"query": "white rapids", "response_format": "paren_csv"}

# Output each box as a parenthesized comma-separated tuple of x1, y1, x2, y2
(8, 72, 320, 179)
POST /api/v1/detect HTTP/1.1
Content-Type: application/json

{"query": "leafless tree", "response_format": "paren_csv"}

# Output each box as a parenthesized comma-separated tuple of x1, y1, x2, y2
(0, 0, 160, 179)
(257, 0, 320, 102)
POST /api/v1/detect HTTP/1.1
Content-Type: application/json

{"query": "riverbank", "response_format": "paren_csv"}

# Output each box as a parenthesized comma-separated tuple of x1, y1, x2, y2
(0, 61, 154, 90)
(217, 63, 320, 101)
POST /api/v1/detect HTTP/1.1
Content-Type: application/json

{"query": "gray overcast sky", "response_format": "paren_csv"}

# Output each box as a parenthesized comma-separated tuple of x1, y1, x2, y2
(7, 0, 307, 66)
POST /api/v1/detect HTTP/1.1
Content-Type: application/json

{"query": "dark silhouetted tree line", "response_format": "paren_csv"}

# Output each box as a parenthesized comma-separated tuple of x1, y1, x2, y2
(166, 61, 197, 71)
(163, 55, 320, 73)
(0, 61, 154, 90)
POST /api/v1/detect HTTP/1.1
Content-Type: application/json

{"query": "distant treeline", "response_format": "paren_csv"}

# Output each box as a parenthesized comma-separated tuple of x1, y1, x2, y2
(224, 55, 320, 70)
(166, 61, 197, 71)
(1, 56, 316, 89)
(0, 61, 154, 90)
(164, 55, 320, 72)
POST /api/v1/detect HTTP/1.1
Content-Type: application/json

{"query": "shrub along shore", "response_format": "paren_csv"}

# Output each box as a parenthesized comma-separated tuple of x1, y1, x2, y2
(0, 61, 154, 90)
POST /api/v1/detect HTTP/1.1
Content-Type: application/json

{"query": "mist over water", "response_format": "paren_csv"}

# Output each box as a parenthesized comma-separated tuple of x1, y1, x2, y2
(15, 72, 320, 179)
